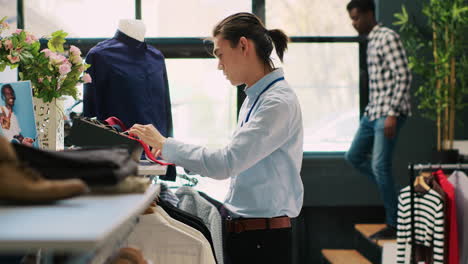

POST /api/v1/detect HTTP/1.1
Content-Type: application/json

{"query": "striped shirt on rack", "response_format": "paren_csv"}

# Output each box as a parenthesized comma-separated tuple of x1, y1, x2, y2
(396, 186, 445, 264)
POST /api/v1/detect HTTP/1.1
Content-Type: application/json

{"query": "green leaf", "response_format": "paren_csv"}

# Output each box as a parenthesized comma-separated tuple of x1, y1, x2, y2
(31, 41, 40, 53)
(393, 5, 409, 27)
(51, 30, 68, 39)
(19, 30, 26, 42)
(0, 63, 6, 72)
(47, 30, 68, 53)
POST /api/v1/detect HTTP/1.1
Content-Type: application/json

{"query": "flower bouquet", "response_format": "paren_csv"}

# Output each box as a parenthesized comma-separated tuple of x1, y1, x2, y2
(0, 16, 92, 150)
(0, 16, 91, 103)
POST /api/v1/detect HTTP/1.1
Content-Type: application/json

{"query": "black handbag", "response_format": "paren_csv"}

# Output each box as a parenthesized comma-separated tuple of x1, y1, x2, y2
(67, 117, 143, 162)
(67, 116, 177, 182)
(12, 143, 138, 186)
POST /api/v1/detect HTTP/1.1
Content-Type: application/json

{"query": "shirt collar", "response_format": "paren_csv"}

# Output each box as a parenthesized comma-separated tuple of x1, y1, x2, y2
(114, 30, 147, 49)
(244, 68, 284, 99)
(367, 24, 382, 40)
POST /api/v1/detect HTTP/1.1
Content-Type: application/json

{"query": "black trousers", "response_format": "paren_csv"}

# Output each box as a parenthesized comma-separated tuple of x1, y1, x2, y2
(225, 227, 292, 264)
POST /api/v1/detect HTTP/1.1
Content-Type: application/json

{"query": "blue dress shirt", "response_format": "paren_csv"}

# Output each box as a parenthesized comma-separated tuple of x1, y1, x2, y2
(83, 30, 172, 137)
(162, 68, 304, 218)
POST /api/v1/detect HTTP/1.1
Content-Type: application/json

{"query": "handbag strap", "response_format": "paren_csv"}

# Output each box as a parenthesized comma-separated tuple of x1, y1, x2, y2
(104, 117, 175, 166)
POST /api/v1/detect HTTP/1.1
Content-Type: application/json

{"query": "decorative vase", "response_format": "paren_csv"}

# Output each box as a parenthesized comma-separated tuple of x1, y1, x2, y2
(32, 97, 65, 151)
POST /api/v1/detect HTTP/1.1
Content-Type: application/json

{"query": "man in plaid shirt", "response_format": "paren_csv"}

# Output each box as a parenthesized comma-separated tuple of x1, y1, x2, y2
(345, 0, 411, 239)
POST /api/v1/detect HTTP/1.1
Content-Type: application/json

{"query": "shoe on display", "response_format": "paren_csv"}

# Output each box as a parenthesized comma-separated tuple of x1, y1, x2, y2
(0, 136, 88, 203)
(369, 225, 397, 240)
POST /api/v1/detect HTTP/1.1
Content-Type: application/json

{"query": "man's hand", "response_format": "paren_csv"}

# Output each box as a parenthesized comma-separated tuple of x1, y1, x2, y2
(129, 124, 166, 153)
(384, 116, 397, 139)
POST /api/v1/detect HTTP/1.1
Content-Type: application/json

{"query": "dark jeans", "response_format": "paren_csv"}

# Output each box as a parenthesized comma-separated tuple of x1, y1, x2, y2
(345, 116, 406, 227)
(225, 227, 292, 264)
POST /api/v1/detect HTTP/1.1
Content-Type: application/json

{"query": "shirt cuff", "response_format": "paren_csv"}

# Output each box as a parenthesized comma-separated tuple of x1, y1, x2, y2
(161, 137, 179, 163)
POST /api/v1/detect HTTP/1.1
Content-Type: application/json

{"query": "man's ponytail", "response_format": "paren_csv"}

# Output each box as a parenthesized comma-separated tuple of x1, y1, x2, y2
(268, 29, 289, 62)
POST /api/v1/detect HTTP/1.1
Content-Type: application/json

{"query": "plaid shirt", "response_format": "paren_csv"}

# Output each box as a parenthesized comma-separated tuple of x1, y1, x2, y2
(365, 24, 412, 120)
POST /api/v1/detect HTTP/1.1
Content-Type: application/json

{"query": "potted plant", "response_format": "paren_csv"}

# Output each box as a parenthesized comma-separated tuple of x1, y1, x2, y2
(0, 17, 92, 150)
(394, 0, 468, 163)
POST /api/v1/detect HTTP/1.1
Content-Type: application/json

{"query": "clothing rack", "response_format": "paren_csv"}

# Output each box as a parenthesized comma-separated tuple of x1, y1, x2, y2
(407, 163, 468, 264)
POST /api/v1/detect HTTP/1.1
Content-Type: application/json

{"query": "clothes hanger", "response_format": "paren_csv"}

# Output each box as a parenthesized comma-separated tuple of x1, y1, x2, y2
(414, 168, 431, 192)
(414, 175, 431, 191)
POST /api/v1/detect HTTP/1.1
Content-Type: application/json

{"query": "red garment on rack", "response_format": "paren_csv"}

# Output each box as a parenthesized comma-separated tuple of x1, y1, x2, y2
(434, 170, 459, 264)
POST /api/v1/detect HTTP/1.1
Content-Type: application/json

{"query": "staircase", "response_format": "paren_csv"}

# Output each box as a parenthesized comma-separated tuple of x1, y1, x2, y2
(321, 224, 396, 264)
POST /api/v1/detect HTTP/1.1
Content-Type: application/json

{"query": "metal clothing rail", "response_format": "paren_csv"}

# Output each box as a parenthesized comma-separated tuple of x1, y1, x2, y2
(407, 163, 468, 264)
(411, 164, 468, 170)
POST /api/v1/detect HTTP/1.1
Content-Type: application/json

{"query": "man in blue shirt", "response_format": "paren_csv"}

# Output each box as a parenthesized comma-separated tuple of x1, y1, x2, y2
(130, 12, 304, 264)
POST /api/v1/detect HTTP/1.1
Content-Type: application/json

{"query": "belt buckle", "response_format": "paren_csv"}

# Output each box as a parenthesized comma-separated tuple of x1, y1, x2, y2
(225, 216, 235, 233)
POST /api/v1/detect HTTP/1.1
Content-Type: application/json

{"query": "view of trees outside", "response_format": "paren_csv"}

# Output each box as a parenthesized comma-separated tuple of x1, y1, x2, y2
(1, 0, 360, 201)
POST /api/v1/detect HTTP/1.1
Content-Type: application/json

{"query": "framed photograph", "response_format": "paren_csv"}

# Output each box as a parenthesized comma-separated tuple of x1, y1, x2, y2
(0, 81, 39, 148)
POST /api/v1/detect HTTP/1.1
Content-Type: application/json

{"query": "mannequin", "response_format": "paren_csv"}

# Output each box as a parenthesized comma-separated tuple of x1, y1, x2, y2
(117, 19, 146, 42)
(83, 17, 174, 180)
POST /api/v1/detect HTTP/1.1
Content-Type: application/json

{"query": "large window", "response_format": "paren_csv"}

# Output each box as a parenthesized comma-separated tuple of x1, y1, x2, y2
(282, 43, 359, 152)
(142, 0, 251, 37)
(266, 0, 360, 152)
(24, 0, 135, 38)
(266, 0, 355, 36)
(0, 0, 18, 82)
(166, 59, 237, 149)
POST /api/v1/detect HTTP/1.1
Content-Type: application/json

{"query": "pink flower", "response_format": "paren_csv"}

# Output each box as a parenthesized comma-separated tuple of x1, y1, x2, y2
(26, 31, 38, 42)
(25, 35, 34, 44)
(59, 63, 71, 75)
(70, 45, 81, 56)
(81, 73, 92, 83)
(14, 29, 22, 34)
(78, 65, 85, 73)
(38, 77, 44, 83)
(7, 54, 19, 63)
(3, 39, 13, 50)
(49, 54, 66, 65)
(70, 55, 83, 64)
(41, 49, 53, 58)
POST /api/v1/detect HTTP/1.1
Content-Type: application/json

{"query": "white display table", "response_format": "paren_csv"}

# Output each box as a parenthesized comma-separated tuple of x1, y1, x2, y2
(0, 184, 161, 253)
(138, 160, 168, 175)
